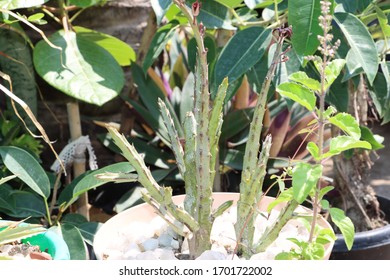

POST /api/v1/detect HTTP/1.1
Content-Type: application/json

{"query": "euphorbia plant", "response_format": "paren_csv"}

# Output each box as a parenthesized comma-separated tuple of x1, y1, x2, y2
(100, 0, 358, 259)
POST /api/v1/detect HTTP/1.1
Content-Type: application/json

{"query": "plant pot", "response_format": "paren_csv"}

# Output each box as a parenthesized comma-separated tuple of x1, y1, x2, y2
(0, 221, 70, 260)
(330, 195, 390, 260)
(94, 192, 335, 260)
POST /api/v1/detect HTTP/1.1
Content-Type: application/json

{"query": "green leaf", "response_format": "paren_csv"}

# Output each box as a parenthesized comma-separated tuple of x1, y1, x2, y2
(77, 222, 101, 246)
(329, 207, 354, 250)
(192, 0, 235, 30)
(187, 36, 216, 73)
(74, 26, 136, 66)
(328, 112, 361, 140)
(215, 0, 243, 8)
(307, 142, 320, 161)
(33, 30, 124, 106)
(58, 224, 88, 260)
(360, 126, 385, 150)
(72, 162, 136, 202)
(334, 12, 378, 85)
(245, 0, 279, 9)
(324, 59, 346, 89)
(142, 20, 179, 73)
(289, 0, 322, 57)
(289, 71, 321, 91)
(220, 108, 253, 142)
(114, 186, 144, 213)
(277, 82, 316, 111)
(292, 163, 322, 204)
(68, 0, 104, 8)
(215, 27, 271, 89)
(0, 222, 46, 245)
(151, 0, 172, 24)
(11, 191, 46, 218)
(0, 0, 49, 9)
(0, 146, 50, 198)
(27, 13, 46, 24)
(267, 187, 294, 212)
(376, 6, 390, 37)
(323, 136, 372, 158)
(61, 213, 89, 227)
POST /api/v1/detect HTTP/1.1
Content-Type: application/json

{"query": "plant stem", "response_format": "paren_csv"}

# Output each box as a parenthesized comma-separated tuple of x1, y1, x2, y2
(236, 30, 286, 256)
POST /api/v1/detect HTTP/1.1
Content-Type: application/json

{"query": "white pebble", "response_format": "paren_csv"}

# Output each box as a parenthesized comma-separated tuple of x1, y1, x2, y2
(196, 250, 227, 260)
(153, 248, 178, 260)
(136, 251, 158, 260)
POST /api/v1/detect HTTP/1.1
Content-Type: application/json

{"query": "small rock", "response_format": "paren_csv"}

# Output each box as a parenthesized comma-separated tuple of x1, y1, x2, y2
(141, 238, 159, 251)
(196, 250, 227, 260)
(153, 248, 178, 260)
(136, 251, 158, 260)
(158, 233, 174, 248)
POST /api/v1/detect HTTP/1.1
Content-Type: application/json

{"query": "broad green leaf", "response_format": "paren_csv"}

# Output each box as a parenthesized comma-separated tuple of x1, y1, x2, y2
(334, 12, 378, 85)
(74, 26, 136, 66)
(115, 186, 144, 213)
(307, 142, 320, 161)
(360, 126, 385, 150)
(0, 0, 48, 9)
(180, 73, 195, 123)
(215, 0, 243, 8)
(68, 0, 104, 8)
(142, 20, 179, 73)
(27, 13, 46, 24)
(191, 0, 235, 30)
(151, 0, 172, 24)
(335, 0, 356, 13)
(289, 71, 321, 91)
(324, 59, 346, 89)
(343, 49, 363, 81)
(277, 82, 316, 111)
(0, 185, 15, 213)
(289, 0, 323, 57)
(11, 191, 46, 218)
(329, 112, 361, 140)
(376, 6, 390, 37)
(220, 108, 253, 142)
(59, 224, 88, 260)
(0, 146, 50, 198)
(33, 30, 124, 106)
(369, 71, 390, 123)
(245, 0, 280, 9)
(72, 162, 136, 202)
(329, 207, 354, 250)
(292, 163, 322, 204)
(323, 136, 371, 158)
(77, 222, 101, 246)
(215, 27, 271, 88)
(62, 213, 89, 227)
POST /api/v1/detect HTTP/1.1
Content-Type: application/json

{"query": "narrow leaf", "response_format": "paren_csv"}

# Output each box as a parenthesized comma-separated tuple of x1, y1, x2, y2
(0, 146, 50, 198)
(289, 0, 322, 57)
(151, 0, 172, 24)
(215, 27, 271, 87)
(142, 20, 179, 73)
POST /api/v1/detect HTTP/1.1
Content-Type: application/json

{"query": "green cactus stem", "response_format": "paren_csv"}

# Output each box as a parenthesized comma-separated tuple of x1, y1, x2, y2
(236, 29, 288, 256)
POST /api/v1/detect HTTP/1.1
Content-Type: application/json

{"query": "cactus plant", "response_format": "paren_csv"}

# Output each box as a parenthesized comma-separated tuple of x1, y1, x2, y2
(99, 0, 361, 260)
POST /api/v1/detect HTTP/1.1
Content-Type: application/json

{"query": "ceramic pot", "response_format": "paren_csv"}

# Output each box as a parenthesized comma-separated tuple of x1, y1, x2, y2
(94, 192, 335, 260)
(330, 195, 390, 260)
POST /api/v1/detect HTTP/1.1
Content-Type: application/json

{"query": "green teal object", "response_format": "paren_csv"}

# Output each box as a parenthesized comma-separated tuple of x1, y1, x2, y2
(23, 230, 70, 260)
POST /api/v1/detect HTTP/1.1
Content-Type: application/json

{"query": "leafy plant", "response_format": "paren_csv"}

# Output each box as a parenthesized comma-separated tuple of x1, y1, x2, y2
(94, 0, 359, 260)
